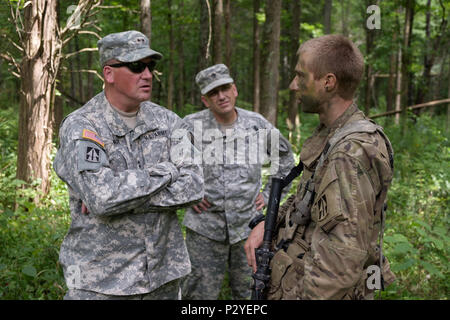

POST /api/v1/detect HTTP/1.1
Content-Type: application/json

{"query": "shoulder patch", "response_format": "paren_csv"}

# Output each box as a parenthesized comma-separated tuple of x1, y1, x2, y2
(77, 140, 108, 172)
(82, 129, 104, 148)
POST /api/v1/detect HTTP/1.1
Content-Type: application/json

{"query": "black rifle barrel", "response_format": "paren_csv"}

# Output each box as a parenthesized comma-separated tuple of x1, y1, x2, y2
(251, 177, 284, 300)
(262, 177, 283, 244)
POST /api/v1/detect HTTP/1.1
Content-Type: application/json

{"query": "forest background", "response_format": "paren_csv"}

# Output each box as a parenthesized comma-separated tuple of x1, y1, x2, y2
(0, 0, 448, 300)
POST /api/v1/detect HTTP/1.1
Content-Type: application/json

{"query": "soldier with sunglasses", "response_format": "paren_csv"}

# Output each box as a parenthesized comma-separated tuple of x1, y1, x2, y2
(53, 30, 204, 300)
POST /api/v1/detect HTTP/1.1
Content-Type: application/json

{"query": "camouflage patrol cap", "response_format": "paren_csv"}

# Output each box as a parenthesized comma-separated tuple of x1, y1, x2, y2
(195, 64, 234, 95)
(98, 30, 163, 67)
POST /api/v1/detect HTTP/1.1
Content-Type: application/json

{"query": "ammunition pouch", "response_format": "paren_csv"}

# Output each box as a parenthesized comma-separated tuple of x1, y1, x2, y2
(267, 240, 307, 300)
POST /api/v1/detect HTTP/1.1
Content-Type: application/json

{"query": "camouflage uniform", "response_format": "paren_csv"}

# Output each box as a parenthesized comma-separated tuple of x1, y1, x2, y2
(53, 91, 203, 298)
(268, 103, 395, 300)
(182, 106, 295, 299)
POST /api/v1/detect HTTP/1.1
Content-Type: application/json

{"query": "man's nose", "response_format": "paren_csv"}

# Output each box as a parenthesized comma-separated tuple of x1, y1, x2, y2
(289, 77, 298, 91)
(217, 90, 226, 99)
(141, 66, 153, 79)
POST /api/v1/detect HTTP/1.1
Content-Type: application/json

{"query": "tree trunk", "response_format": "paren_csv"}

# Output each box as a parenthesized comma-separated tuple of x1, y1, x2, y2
(140, 0, 152, 45)
(199, 0, 211, 71)
(224, 0, 231, 67)
(324, 0, 332, 34)
(167, 0, 175, 110)
(401, 0, 415, 122)
(260, 0, 282, 126)
(253, 0, 261, 113)
(364, 31, 374, 114)
(447, 66, 450, 133)
(395, 43, 402, 125)
(287, 0, 301, 145)
(340, 0, 348, 36)
(213, 0, 224, 64)
(74, 35, 84, 102)
(415, 0, 446, 107)
(17, 0, 60, 196)
(386, 33, 397, 113)
(176, 0, 186, 111)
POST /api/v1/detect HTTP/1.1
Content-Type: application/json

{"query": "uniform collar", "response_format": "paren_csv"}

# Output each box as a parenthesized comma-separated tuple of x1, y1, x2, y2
(102, 92, 159, 139)
(207, 107, 250, 132)
(300, 102, 362, 169)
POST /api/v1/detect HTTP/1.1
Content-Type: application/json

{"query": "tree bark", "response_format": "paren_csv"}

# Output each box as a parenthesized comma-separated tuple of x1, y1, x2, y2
(213, 0, 224, 64)
(287, 0, 301, 145)
(176, 0, 186, 111)
(447, 66, 450, 133)
(401, 0, 415, 120)
(324, 0, 332, 34)
(17, 0, 60, 196)
(199, 0, 211, 71)
(260, 0, 282, 126)
(140, 0, 152, 45)
(167, 0, 175, 110)
(224, 0, 231, 67)
(340, 0, 348, 36)
(364, 30, 374, 114)
(415, 0, 447, 106)
(74, 35, 84, 102)
(386, 32, 397, 113)
(252, 0, 261, 113)
(14, 0, 98, 198)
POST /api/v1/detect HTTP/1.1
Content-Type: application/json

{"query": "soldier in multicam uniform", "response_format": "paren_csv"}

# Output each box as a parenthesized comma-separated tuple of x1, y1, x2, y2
(53, 30, 204, 300)
(245, 34, 396, 300)
(181, 64, 295, 300)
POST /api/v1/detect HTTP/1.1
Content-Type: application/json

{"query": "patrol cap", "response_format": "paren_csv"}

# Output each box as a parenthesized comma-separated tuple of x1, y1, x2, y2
(195, 64, 234, 95)
(98, 30, 163, 67)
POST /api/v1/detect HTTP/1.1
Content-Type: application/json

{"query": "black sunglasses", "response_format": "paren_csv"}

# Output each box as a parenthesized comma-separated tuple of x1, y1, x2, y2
(107, 60, 157, 74)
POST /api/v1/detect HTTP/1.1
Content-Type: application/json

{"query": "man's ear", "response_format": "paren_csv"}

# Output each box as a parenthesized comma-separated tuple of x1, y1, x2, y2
(231, 83, 238, 98)
(201, 95, 210, 108)
(324, 73, 337, 91)
(103, 66, 114, 84)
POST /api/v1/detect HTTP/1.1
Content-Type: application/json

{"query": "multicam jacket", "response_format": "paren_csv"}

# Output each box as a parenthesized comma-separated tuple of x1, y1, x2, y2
(53, 91, 204, 295)
(269, 103, 395, 300)
(182, 107, 295, 244)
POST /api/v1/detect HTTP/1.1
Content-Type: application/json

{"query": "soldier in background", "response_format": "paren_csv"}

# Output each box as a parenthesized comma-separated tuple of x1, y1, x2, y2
(53, 30, 204, 300)
(245, 34, 396, 299)
(181, 64, 295, 299)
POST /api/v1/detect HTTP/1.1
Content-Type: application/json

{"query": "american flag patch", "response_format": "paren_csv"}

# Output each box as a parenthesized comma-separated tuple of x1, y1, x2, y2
(82, 129, 104, 148)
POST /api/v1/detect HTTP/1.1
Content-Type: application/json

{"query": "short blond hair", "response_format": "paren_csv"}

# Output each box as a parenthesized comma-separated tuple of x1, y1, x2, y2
(298, 34, 364, 100)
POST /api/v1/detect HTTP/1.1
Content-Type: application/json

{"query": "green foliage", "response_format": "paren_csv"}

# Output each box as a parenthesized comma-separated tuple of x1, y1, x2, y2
(1, 0, 449, 300)
(0, 108, 69, 299)
(380, 114, 449, 299)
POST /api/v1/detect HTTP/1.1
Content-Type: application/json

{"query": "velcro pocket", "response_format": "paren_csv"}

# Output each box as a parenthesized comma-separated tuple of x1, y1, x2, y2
(312, 163, 347, 233)
(311, 164, 339, 224)
(267, 249, 293, 300)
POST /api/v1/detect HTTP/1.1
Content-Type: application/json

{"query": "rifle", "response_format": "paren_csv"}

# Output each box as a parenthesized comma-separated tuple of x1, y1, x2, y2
(251, 162, 303, 300)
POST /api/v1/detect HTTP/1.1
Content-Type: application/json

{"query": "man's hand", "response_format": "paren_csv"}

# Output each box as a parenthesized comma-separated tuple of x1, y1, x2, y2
(255, 193, 265, 211)
(244, 221, 265, 273)
(192, 197, 211, 214)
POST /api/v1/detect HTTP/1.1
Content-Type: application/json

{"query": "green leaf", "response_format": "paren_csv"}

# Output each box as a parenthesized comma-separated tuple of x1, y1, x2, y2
(420, 261, 444, 278)
(392, 258, 416, 272)
(392, 241, 415, 255)
(22, 265, 37, 278)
